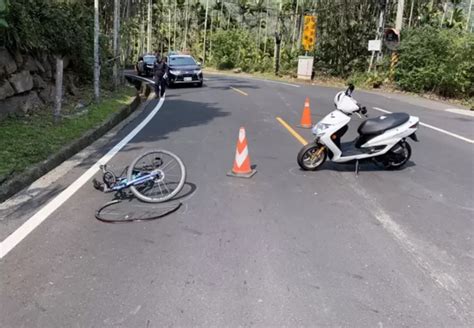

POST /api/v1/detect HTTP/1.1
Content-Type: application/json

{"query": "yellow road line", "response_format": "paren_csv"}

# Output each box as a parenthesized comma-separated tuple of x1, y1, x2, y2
(230, 86, 248, 96)
(276, 117, 309, 146)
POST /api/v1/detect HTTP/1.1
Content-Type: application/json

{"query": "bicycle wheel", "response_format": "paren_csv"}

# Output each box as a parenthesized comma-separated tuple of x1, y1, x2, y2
(128, 150, 186, 203)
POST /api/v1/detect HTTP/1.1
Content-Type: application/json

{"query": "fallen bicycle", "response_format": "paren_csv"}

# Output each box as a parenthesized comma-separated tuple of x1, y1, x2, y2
(92, 150, 186, 222)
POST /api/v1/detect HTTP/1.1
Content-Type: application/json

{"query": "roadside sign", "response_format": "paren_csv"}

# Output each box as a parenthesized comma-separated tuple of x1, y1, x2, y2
(368, 39, 382, 52)
(384, 28, 400, 50)
(302, 15, 317, 51)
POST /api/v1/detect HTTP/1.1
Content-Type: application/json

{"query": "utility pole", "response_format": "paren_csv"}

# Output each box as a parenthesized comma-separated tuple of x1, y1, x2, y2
(368, 0, 387, 73)
(274, 0, 282, 74)
(390, 0, 404, 79)
(274, 32, 281, 75)
(202, 0, 210, 65)
(292, 0, 299, 50)
(263, 0, 269, 54)
(147, 0, 152, 53)
(220, 0, 224, 28)
(94, 0, 100, 101)
(173, 0, 177, 51)
(440, 1, 448, 27)
(467, 0, 473, 31)
(113, 0, 120, 89)
(139, 1, 145, 55)
(168, 7, 171, 52)
(54, 56, 63, 121)
(183, 0, 189, 51)
(408, 0, 414, 27)
(209, 14, 213, 59)
(395, 0, 405, 31)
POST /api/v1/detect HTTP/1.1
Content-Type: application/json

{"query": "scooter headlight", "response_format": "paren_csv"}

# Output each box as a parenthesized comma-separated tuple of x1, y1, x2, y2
(313, 122, 332, 136)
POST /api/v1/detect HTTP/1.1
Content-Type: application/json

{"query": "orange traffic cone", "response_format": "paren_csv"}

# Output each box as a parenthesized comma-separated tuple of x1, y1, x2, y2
(227, 127, 257, 178)
(299, 97, 312, 128)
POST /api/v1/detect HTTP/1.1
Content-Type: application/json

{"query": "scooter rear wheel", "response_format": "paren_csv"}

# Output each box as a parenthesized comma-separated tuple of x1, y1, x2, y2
(385, 141, 412, 169)
(297, 143, 327, 171)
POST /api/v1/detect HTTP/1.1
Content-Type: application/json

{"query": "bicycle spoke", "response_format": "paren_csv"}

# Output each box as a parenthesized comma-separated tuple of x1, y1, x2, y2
(160, 180, 171, 194)
(129, 150, 185, 202)
(165, 162, 178, 172)
(160, 157, 176, 171)
(156, 180, 164, 195)
(164, 173, 180, 179)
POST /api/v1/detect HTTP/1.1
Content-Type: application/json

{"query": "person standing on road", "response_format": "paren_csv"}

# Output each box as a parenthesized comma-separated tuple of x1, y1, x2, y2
(154, 56, 168, 98)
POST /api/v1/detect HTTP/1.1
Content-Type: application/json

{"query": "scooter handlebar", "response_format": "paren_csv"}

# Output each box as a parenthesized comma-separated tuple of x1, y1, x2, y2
(355, 105, 368, 117)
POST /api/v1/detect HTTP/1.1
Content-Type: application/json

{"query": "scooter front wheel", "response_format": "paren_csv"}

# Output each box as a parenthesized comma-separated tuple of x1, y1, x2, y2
(297, 143, 327, 171)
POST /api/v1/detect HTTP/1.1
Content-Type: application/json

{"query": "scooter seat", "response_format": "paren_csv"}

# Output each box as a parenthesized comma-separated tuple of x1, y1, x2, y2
(358, 112, 410, 135)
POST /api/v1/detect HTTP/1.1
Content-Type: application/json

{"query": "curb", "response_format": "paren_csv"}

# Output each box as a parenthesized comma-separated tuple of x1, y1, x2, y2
(0, 94, 142, 203)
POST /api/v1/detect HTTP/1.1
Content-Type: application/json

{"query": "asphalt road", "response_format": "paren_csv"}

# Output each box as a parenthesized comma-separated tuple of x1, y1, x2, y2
(1, 74, 473, 327)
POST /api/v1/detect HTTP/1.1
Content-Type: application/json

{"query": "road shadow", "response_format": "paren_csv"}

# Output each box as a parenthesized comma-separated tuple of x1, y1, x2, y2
(315, 160, 416, 173)
(126, 98, 230, 143)
(168, 84, 203, 90)
(76, 97, 229, 170)
(209, 84, 259, 92)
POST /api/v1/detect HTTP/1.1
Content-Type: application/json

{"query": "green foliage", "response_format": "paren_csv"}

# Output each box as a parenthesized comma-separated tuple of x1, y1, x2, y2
(396, 27, 474, 98)
(210, 29, 261, 72)
(312, 0, 378, 77)
(280, 47, 299, 75)
(0, 0, 8, 28)
(2, 0, 94, 81)
(0, 87, 135, 181)
(347, 71, 388, 89)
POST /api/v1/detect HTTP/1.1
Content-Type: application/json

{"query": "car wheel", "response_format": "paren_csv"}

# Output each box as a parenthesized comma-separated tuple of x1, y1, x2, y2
(197, 81, 203, 87)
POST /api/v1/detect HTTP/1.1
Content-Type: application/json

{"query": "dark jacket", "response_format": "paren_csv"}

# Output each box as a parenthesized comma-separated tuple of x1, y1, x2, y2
(154, 61, 167, 79)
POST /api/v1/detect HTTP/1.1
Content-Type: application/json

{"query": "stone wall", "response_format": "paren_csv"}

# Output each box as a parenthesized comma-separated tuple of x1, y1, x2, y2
(0, 47, 78, 121)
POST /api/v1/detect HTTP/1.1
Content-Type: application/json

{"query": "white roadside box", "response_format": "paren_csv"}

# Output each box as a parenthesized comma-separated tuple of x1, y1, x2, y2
(297, 56, 314, 80)
(368, 40, 382, 52)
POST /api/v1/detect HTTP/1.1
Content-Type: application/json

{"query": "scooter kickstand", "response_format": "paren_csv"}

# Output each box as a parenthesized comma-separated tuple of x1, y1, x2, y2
(355, 159, 360, 176)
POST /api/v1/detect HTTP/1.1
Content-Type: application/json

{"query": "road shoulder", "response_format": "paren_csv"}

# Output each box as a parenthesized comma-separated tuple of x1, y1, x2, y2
(0, 94, 154, 241)
(204, 69, 471, 113)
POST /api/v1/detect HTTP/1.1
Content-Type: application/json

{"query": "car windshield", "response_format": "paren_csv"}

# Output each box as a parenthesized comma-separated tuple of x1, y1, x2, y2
(143, 56, 156, 64)
(169, 56, 196, 66)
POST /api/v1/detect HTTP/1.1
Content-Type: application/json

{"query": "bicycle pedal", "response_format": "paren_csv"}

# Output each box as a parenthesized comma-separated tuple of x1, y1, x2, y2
(92, 178, 105, 191)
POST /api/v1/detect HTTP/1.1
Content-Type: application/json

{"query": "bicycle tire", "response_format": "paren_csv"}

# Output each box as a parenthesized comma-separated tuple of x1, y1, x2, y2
(128, 150, 186, 203)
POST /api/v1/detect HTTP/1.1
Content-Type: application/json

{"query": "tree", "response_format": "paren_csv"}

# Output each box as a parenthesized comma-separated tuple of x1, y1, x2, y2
(94, 0, 100, 101)
(113, 0, 120, 89)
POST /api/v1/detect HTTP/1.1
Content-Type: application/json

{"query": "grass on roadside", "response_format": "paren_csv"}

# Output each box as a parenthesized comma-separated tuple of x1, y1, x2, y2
(0, 87, 136, 182)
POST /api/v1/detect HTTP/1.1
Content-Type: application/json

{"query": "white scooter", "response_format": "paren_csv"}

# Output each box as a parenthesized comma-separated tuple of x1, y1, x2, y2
(297, 84, 419, 173)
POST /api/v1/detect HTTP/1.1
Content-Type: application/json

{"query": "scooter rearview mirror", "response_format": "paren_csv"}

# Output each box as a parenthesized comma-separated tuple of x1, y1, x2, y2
(347, 83, 355, 96)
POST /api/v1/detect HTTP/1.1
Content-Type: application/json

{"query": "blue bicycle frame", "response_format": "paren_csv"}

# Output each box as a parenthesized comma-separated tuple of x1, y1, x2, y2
(105, 170, 161, 193)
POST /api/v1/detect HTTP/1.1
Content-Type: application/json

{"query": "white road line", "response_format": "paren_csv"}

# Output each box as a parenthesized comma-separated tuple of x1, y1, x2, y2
(418, 122, 474, 144)
(373, 107, 474, 144)
(0, 97, 166, 259)
(372, 106, 392, 114)
(347, 181, 468, 317)
(254, 78, 301, 88)
(445, 108, 474, 117)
